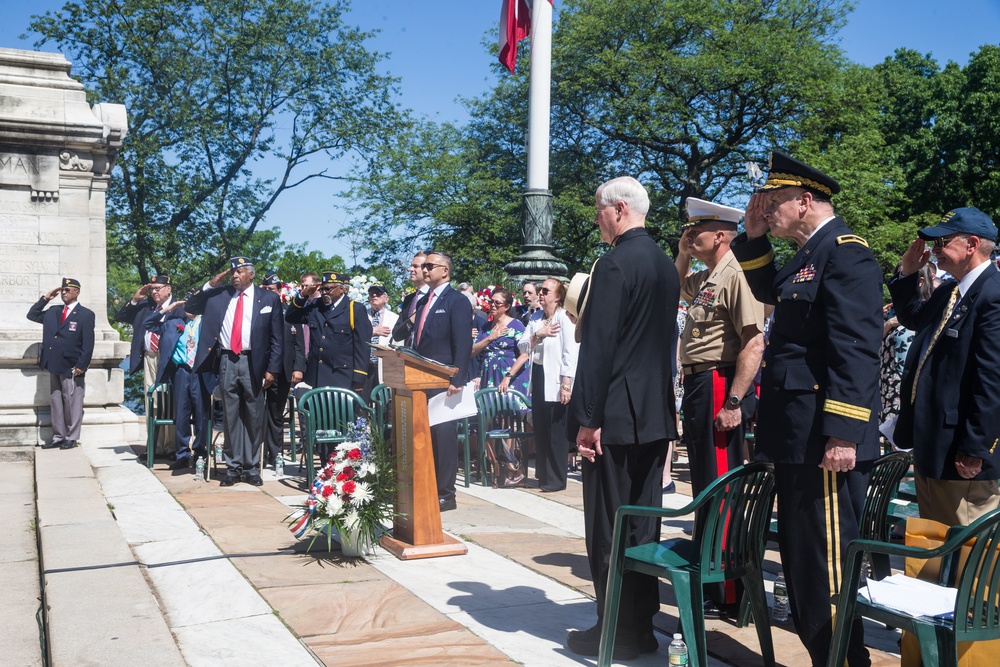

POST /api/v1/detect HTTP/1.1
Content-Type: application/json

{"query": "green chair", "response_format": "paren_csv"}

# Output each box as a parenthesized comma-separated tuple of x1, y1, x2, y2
(860, 450, 912, 580)
(827, 508, 1000, 667)
(369, 383, 392, 440)
(145, 382, 175, 468)
(456, 417, 473, 487)
(473, 388, 532, 488)
(599, 462, 777, 667)
(297, 387, 369, 483)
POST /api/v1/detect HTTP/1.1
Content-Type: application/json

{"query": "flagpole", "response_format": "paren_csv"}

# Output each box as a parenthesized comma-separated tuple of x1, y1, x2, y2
(505, 0, 566, 284)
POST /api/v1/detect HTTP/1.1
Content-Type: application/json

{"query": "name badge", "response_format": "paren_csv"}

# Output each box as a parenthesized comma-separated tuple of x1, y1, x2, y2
(68, 321, 78, 332)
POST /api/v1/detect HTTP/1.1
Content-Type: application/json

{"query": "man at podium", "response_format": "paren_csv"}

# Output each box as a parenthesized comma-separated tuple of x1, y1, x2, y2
(411, 250, 473, 511)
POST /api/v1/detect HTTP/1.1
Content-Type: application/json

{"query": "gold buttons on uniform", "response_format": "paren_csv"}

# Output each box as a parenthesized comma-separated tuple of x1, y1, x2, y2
(777, 296, 782, 302)
(761, 361, 767, 367)
(792, 293, 798, 299)
(813, 384, 820, 390)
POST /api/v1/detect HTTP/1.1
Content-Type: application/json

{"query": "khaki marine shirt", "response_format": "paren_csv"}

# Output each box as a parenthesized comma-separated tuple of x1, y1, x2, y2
(679, 251, 764, 366)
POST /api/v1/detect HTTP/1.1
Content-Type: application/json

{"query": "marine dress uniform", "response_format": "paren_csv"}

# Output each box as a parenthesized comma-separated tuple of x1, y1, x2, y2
(730, 152, 882, 667)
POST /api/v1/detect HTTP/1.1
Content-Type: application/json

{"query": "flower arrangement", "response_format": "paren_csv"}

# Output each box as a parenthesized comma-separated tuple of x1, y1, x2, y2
(347, 274, 380, 303)
(287, 417, 395, 554)
(278, 281, 300, 305)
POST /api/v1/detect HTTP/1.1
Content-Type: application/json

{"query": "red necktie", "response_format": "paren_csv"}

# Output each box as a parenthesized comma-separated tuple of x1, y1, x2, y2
(231, 291, 245, 353)
(415, 291, 436, 346)
(60, 306, 69, 324)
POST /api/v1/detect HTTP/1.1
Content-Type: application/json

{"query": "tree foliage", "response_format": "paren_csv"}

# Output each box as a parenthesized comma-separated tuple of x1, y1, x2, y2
(30, 0, 403, 293)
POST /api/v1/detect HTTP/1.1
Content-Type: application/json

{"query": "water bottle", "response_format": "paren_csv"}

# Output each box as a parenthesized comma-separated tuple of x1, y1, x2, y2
(194, 456, 204, 481)
(275, 454, 284, 479)
(773, 573, 789, 623)
(214, 441, 223, 463)
(668, 633, 688, 665)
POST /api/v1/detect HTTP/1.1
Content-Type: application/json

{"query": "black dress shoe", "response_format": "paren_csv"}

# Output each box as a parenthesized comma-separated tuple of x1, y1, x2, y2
(59, 440, 77, 450)
(439, 497, 457, 512)
(41, 441, 62, 449)
(540, 485, 566, 493)
(219, 473, 239, 487)
(169, 457, 192, 470)
(243, 472, 264, 486)
(566, 623, 658, 660)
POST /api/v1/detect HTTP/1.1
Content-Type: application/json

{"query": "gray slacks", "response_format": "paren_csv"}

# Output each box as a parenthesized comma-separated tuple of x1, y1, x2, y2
(49, 373, 85, 443)
(218, 353, 265, 473)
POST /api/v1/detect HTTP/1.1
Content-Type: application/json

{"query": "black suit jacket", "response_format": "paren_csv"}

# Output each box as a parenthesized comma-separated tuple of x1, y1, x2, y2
(281, 316, 307, 382)
(27, 298, 95, 376)
(891, 265, 1000, 480)
(392, 288, 428, 345)
(731, 217, 883, 464)
(569, 228, 678, 445)
(413, 284, 473, 389)
(184, 284, 284, 389)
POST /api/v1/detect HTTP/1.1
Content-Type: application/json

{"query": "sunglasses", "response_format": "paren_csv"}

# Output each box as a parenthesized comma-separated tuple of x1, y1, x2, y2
(932, 234, 966, 249)
(421, 263, 442, 271)
(491, 300, 507, 307)
(538, 287, 552, 295)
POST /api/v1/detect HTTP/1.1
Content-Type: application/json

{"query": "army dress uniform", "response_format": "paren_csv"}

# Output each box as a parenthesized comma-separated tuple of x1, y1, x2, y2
(730, 153, 881, 667)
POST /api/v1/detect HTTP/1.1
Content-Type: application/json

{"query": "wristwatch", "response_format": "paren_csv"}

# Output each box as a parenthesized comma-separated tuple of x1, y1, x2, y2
(726, 395, 741, 409)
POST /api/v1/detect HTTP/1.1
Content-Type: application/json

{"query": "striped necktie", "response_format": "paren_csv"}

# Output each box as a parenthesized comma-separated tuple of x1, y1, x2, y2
(910, 285, 959, 404)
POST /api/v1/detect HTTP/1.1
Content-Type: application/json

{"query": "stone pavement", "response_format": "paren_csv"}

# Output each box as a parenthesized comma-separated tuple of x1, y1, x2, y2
(14, 436, 908, 666)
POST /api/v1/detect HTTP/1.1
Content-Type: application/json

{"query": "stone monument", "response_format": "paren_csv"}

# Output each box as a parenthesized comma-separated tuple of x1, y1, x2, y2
(0, 47, 137, 448)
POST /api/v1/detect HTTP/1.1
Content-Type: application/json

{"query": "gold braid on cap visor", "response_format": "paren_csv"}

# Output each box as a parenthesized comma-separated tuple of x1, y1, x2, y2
(761, 173, 833, 196)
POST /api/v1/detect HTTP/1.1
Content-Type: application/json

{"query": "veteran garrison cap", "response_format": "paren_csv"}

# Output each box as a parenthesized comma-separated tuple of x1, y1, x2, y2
(682, 197, 744, 230)
(262, 271, 281, 286)
(62, 277, 81, 289)
(322, 271, 349, 285)
(918, 207, 998, 242)
(758, 151, 840, 197)
(368, 282, 388, 295)
(150, 275, 171, 285)
(229, 256, 253, 270)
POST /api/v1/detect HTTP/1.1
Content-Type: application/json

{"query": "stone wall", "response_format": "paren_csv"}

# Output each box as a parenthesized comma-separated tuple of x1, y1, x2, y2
(0, 47, 139, 446)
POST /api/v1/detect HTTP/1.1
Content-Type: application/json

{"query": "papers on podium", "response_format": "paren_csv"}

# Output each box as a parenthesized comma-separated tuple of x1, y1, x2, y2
(427, 381, 478, 426)
(859, 573, 957, 619)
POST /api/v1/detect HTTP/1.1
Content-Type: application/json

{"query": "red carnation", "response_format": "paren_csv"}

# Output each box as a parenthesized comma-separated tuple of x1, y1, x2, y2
(318, 470, 331, 481)
(336, 471, 350, 482)
(347, 448, 362, 461)
(321, 485, 334, 498)
(342, 480, 356, 495)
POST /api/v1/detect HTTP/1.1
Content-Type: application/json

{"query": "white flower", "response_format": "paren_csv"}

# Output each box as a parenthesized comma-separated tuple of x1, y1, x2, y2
(324, 494, 345, 518)
(343, 510, 361, 530)
(350, 481, 373, 506)
(336, 440, 361, 453)
(358, 461, 376, 478)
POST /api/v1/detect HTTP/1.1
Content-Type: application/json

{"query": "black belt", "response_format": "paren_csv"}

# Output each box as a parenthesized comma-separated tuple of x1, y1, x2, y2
(682, 361, 735, 375)
(222, 350, 251, 361)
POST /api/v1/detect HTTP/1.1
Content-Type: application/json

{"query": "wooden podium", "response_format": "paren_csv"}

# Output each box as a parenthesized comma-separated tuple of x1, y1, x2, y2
(375, 347, 468, 560)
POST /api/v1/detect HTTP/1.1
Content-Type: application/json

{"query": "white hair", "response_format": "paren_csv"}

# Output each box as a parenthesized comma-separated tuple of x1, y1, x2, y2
(598, 176, 650, 216)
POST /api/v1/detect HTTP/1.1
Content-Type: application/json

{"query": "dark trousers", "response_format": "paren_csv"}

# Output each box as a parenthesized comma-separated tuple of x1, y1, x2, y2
(429, 389, 458, 502)
(774, 462, 871, 667)
(682, 367, 745, 607)
(219, 354, 265, 473)
(582, 439, 667, 634)
(532, 364, 570, 490)
(173, 365, 211, 461)
(263, 373, 291, 464)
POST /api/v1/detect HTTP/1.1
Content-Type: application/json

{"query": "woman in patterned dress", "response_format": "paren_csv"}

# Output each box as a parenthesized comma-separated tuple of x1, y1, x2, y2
(472, 288, 529, 394)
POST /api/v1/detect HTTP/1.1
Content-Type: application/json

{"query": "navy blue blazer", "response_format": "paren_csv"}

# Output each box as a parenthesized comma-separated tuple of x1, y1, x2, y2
(891, 265, 1000, 481)
(286, 296, 371, 388)
(144, 309, 190, 384)
(413, 284, 473, 389)
(184, 284, 284, 389)
(27, 298, 95, 376)
(115, 298, 179, 374)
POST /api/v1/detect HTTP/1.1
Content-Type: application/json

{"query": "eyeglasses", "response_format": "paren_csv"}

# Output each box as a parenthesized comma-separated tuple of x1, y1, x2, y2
(421, 263, 442, 271)
(491, 300, 507, 307)
(538, 288, 551, 295)
(320, 285, 338, 291)
(149, 286, 166, 292)
(933, 234, 967, 249)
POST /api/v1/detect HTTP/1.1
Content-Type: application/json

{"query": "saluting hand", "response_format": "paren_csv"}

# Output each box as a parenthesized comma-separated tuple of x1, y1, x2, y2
(44, 286, 61, 301)
(744, 193, 769, 239)
(163, 299, 186, 313)
(299, 282, 319, 299)
(208, 268, 231, 288)
(900, 238, 931, 277)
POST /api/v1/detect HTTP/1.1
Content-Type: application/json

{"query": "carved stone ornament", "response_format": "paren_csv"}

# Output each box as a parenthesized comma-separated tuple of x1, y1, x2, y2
(59, 150, 94, 172)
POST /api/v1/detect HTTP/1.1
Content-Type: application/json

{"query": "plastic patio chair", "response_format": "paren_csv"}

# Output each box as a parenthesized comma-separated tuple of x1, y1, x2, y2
(599, 462, 778, 667)
(369, 383, 392, 440)
(145, 382, 175, 468)
(860, 450, 912, 580)
(473, 388, 532, 488)
(827, 507, 1000, 667)
(297, 387, 369, 483)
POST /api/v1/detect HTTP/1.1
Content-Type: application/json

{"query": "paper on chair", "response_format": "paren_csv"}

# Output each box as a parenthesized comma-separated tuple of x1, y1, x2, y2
(427, 381, 478, 426)
(859, 573, 957, 619)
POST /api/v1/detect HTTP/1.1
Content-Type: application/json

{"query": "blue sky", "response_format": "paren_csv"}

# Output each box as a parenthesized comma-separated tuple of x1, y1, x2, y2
(2, 0, 998, 266)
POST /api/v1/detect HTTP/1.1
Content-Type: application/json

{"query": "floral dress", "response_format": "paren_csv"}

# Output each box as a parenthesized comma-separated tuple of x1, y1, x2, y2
(475, 318, 530, 395)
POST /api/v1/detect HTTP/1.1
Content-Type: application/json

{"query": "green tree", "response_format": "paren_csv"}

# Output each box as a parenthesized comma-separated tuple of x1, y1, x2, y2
(29, 0, 403, 293)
